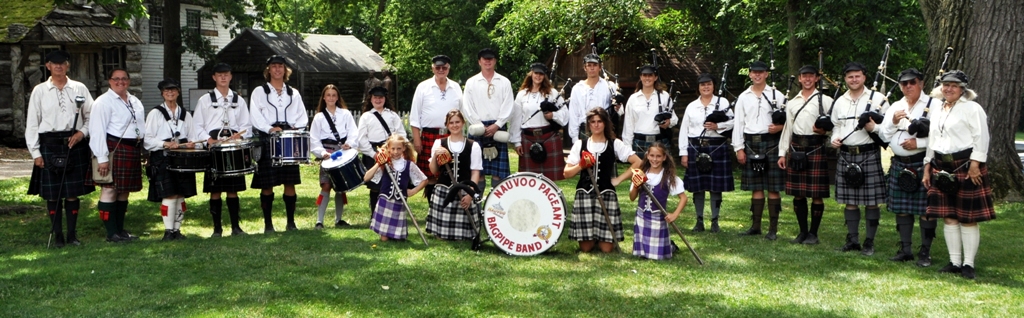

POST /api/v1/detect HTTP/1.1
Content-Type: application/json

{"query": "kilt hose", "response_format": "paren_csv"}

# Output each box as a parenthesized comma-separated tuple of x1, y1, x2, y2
(146, 151, 198, 202)
(925, 158, 996, 223)
(371, 195, 409, 239)
(102, 138, 143, 193)
(426, 184, 482, 240)
(633, 208, 673, 260)
(631, 133, 670, 161)
(683, 143, 734, 193)
(885, 159, 927, 215)
(835, 148, 886, 206)
(569, 189, 624, 243)
(250, 135, 302, 189)
(785, 144, 831, 198)
(474, 120, 511, 179)
(203, 173, 247, 193)
(417, 128, 450, 180)
(740, 136, 785, 192)
(518, 127, 566, 182)
(28, 136, 95, 200)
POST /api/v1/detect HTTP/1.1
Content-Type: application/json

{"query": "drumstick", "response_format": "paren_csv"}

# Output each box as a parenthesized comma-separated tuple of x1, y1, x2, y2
(589, 165, 621, 252)
(383, 162, 429, 246)
(638, 183, 704, 265)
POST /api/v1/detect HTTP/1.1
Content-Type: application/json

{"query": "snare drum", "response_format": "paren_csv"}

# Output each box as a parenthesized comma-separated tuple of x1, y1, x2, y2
(482, 172, 567, 256)
(270, 130, 310, 166)
(165, 148, 210, 172)
(321, 149, 367, 192)
(210, 140, 257, 177)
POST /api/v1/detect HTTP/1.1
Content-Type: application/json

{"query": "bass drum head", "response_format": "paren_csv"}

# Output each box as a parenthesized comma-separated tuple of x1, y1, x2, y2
(483, 172, 567, 256)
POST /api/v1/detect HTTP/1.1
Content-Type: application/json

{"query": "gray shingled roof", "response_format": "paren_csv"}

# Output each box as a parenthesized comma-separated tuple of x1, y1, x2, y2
(242, 29, 386, 73)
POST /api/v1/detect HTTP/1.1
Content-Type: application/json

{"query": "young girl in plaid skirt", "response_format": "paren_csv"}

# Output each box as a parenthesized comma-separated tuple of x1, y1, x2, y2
(365, 134, 428, 241)
(629, 143, 687, 260)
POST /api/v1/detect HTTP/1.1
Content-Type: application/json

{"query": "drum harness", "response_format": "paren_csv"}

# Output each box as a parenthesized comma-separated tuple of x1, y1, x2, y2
(635, 180, 704, 265)
(382, 160, 430, 246)
(209, 90, 241, 140)
(150, 104, 189, 177)
(261, 83, 295, 131)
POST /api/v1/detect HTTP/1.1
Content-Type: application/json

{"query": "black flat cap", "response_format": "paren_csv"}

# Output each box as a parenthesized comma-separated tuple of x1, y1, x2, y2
(798, 65, 818, 75)
(213, 63, 232, 73)
(583, 53, 601, 64)
(697, 73, 715, 84)
(898, 68, 924, 82)
(45, 50, 70, 64)
(842, 62, 868, 74)
(478, 48, 497, 59)
(939, 70, 969, 84)
(266, 55, 288, 65)
(157, 78, 180, 90)
(432, 55, 451, 66)
(369, 86, 388, 96)
(638, 64, 658, 75)
(529, 63, 548, 74)
(749, 61, 768, 71)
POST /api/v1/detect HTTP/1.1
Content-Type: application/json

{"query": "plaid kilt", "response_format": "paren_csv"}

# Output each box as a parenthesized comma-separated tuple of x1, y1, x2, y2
(925, 159, 996, 223)
(28, 140, 95, 200)
(102, 139, 143, 192)
(417, 129, 450, 179)
(371, 195, 408, 239)
(426, 184, 481, 240)
(518, 128, 566, 181)
(785, 145, 831, 198)
(835, 149, 886, 205)
(633, 208, 672, 260)
(318, 143, 340, 185)
(740, 138, 785, 192)
(474, 120, 511, 179)
(885, 159, 927, 215)
(203, 174, 247, 193)
(146, 151, 198, 202)
(631, 134, 671, 161)
(251, 136, 302, 189)
(569, 189, 624, 242)
(684, 144, 734, 193)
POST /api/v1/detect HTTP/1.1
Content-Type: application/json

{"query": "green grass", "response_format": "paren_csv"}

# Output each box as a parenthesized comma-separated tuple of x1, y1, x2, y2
(2, 154, 1023, 316)
(1016, 130, 1023, 141)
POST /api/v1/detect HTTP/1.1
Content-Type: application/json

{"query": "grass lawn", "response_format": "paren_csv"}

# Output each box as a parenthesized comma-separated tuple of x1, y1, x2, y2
(2, 153, 1023, 316)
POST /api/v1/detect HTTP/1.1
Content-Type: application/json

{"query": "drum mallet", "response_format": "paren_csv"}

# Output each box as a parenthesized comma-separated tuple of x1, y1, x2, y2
(639, 183, 704, 265)
(384, 163, 429, 246)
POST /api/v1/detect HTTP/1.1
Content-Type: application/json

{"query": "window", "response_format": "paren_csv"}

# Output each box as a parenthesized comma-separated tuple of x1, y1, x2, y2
(102, 47, 124, 80)
(149, 6, 163, 44)
(186, 10, 202, 34)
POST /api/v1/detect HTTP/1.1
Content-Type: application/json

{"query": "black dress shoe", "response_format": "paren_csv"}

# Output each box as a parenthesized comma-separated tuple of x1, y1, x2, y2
(837, 241, 861, 252)
(264, 225, 276, 234)
(861, 238, 875, 256)
(889, 243, 914, 262)
(692, 218, 705, 232)
(106, 234, 129, 243)
(286, 223, 298, 231)
(119, 231, 139, 240)
(67, 238, 82, 246)
(231, 227, 248, 236)
(670, 241, 681, 252)
(790, 233, 808, 244)
(53, 233, 66, 248)
(335, 220, 351, 228)
(739, 228, 761, 236)
(162, 230, 174, 241)
(710, 219, 720, 233)
(961, 265, 976, 279)
(210, 231, 222, 238)
(802, 234, 820, 245)
(315, 223, 325, 230)
(916, 245, 932, 267)
(173, 230, 187, 240)
(764, 232, 778, 241)
(938, 262, 961, 274)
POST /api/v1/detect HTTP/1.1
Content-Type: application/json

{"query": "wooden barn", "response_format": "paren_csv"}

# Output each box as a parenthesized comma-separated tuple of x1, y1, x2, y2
(196, 29, 388, 118)
(0, 1, 144, 146)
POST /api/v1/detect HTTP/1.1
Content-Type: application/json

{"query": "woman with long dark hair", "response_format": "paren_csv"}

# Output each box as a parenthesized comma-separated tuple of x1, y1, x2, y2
(309, 84, 359, 229)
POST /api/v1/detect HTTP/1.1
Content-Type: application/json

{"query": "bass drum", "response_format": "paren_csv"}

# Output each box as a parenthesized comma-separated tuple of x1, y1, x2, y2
(482, 172, 567, 256)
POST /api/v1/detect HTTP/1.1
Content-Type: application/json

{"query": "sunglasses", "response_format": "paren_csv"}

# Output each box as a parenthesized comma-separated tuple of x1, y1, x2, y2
(433, 65, 449, 70)
(900, 79, 918, 86)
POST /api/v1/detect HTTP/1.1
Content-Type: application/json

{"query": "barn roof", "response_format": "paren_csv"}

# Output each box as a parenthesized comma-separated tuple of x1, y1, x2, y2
(1, 2, 143, 44)
(210, 29, 386, 73)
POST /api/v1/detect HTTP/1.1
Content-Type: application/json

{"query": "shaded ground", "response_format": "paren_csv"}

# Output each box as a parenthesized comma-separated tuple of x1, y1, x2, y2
(0, 146, 33, 180)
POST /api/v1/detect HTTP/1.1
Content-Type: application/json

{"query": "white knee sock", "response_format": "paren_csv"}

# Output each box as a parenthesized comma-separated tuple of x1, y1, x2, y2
(316, 191, 330, 224)
(335, 193, 345, 222)
(944, 223, 962, 266)
(161, 198, 177, 230)
(961, 225, 980, 267)
(174, 198, 185, 231)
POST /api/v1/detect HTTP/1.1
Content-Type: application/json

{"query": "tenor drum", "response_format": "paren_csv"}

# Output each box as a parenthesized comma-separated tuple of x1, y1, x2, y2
(165, 148, 210, 172)
(482, 172, 567, 256)
(321, 149, 367, 192)
(270, 130, 310, 166)
(210, 140, 257, 177)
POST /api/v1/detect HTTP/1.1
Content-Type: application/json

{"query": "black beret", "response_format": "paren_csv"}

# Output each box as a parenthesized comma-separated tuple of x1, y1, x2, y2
(432, 55, 451, 66)
(583, 53, 601, 64)
(697, 73, 715, 84)
(44, 50, 70, 64)
(212, 63, 232, 73)
(798, 65, 818, 75)
(749, 61, 768, 71)
(369, 86, 388, 96)
(266, 55, 288, 66)
(940, 70, 969, 84)
(157, 77, 180, 90)
(529, 63, 548, 74)
(842, 62, 868, 75)
(638, 64, 658, 75)
(477, 48, 497, 59)
(898, 68, 925, 82)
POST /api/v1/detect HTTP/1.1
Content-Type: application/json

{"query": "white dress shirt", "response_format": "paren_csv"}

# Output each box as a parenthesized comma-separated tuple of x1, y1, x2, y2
(678, 96, 734, 156)
(509, 88, 568, 146)
(925, 96, 989, 163)
(357, 108, 406, 157)
(881, 93, 934, 157)
(731, 86, 783, 150)
(830, 90, 888, 146)
(25, 77, 94, 158)
(309, 107, 359, 157)
(250, 83, 308, 133)
(566, 138, 634, 165)
(144, 103, 197, 152)
(369, 158, 428, 185)
(410, 77, 462, 129)
(428, 137, 484, 170)
(621, 90, 678, 146)
(191, 89, 252, 141)
(778, 90, 834, 156)
(568, 78, 613, 143)
(461, 72, 515, 127)
(89, 89, 146, 163)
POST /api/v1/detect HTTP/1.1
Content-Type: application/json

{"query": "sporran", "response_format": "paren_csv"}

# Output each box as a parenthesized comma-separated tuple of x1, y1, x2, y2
(933, 170, 959, 195)
(844, 163, 864, 188)
(897, 168, 919, 192)
(696, 152, 713, 173)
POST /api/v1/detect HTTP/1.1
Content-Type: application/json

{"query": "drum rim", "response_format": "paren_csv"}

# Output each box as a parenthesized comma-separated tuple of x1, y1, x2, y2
(482, 172, 568, 256)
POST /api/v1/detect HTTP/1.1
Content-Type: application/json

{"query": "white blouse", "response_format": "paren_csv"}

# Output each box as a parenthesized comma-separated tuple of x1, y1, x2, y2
(309, 107, 359, 157)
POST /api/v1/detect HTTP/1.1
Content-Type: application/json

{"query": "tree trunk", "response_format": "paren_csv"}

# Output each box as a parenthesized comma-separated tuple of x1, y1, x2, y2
(963, 0, 1024, 201)
(919, 0, 971, 85)
(786, 0, 801, 87)
(163, 0, 182, 81)
(372, 0, 387, 52)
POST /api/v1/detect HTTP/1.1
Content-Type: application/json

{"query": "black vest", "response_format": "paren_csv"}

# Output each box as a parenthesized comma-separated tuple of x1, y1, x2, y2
(437, 138, 475, 186)
(576, 140, 618, 191)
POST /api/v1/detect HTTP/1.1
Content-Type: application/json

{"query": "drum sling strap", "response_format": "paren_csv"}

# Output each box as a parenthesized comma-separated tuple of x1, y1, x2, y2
(321, 108, 344, 142)
(261, 83, 294, 126)
(155, 105, 188, 142)
(208, 90, 240, 107)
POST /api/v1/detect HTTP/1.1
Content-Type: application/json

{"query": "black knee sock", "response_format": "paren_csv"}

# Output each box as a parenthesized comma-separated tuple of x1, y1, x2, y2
(844, 207, 861, 241)
(209, 199, 224, 232)
(767, 198, 782, 233)
(47, 200, 63, 234)
(794, 198, 808, 234)
(260, 194, 274, 227)
(865, 206, 881, 240)
(98, 201, 117, 237)
(283, 194, 297, 224)
(115, 200, 129, 233)
(810, 202, 825, 235)
(369, 189, 379, 214)
(692, 192, 706, 218)
(64, 200, 79, 238)
(920, 217, 937, 247)
(896, 214, 915, 251)
(710, 192, 723, 219)
(751, 197, 765, 230)
(226, 197, 241, 228)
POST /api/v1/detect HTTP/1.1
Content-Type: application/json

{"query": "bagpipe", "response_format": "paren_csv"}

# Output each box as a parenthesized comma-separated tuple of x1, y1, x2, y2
(814, 47, 836, 132)
(768, 37, 787, 126)
(706, 64, 733, 125)
(907, 47, 954, 139)
(836, 38, 895, 147)
(648, 49, 676, 141)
